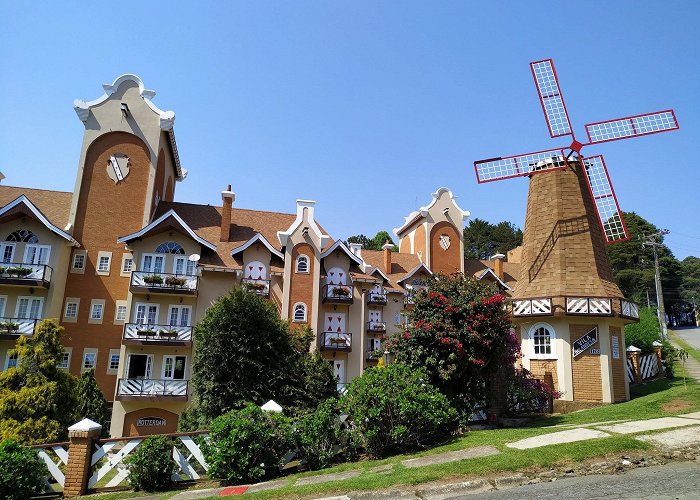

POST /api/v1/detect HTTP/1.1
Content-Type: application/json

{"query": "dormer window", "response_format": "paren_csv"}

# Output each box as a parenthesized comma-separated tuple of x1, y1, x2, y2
(296, 255, 309, 273)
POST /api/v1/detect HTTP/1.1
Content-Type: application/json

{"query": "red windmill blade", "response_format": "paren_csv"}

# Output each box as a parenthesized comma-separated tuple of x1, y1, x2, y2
(473, 58, 680, 244)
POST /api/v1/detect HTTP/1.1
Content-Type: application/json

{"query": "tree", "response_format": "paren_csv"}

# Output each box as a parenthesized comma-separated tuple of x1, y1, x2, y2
(385, 274, 517, 422)
(75, 369, 110, 436)
(463, 218, 522, 260)
(346, 234, 371, 249)
(0, 320, 78, 444)
(346, 231, 397, 251)
(190, 288, 336, 424)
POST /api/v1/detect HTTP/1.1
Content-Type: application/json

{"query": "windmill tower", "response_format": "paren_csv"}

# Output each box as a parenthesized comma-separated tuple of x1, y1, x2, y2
(474, 59, 679, 404)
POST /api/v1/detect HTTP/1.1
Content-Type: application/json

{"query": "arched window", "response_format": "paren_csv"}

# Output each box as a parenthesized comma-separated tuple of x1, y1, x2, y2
(293, 303, 307, 322)
(296, 255, 309, 273)
(529, 323, 556, 359)
(6, 229, 38, 243)
(155, 241, 185, 254)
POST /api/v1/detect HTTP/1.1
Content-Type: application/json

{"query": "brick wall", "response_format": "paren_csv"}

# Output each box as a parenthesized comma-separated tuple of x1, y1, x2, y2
(609, 326, 627, 402)
(288, 243, 315, 326)
(529, 359, 559, 391)
(571, 324, 603, 401)
(429, 221, 461, 275)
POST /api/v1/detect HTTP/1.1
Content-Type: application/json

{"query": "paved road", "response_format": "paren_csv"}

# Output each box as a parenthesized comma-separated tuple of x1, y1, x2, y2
(675, 326, 700, 350)
(460, 462, 700, 499)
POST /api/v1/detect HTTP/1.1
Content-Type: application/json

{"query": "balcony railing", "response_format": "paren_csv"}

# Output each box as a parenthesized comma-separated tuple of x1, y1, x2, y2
(116, 379, 188, 400)
(620, 299, 640, 320)
(0, 317, 37, 337)
(511, 298, 553, 317)
(366, 321, 387, 333)
(130, 271, 198, 295)
(0, 263, 52, 287)
(566, 297, 613, 316)
(404, 293, 416, 306)
(242, 278, 270, 297)
(320, 331, 352, 351)
(365, 349, 382, 361)
(367, 291, 387, 305)
(322, 284, 354, 304)
(123, 323, 193, 344)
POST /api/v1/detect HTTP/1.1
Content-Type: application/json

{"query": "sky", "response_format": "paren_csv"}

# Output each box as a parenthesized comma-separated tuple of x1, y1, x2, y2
(1, 1, 698, 259)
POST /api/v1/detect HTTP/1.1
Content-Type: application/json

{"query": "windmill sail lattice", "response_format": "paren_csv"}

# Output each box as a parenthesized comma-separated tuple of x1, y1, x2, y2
(474, 58, 680, 244)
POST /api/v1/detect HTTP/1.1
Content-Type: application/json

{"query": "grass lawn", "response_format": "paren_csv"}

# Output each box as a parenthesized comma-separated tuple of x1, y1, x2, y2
(81, 375, 700, 500)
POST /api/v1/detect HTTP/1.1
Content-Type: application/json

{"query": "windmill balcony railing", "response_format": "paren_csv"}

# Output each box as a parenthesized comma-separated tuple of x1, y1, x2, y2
(366, 321, 387, 333)
(242, 278, 271, 296)
(116, 378, 188, 400)
(0, 317, 38, 337)
(510, 297, 553, 317)
(130, 271, 198, 295)
(321, 331, 352, 351)
(123, 323, 193, 344)
(620, 299, 640, 320)
(322, 284, 354, 304)
(0, 263, 52, 287)
(367, 291, 388, 305)
(565, 297, 614, 316)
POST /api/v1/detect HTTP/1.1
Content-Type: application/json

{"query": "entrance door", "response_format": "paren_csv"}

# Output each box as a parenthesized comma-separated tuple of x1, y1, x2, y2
(368, 310, 382, 329)
(325, 312, 346, 333)
(127, 354, 153, 379)
(162, 355, 186, 380)
(134, 303, 159, 325)
(15, 296, 43, 319)
(331, 359, 345, 384)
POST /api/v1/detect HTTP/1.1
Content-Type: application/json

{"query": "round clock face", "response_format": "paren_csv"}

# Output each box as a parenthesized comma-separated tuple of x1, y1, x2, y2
(107, 153, 130, 183)
(439, 234, 451, 251)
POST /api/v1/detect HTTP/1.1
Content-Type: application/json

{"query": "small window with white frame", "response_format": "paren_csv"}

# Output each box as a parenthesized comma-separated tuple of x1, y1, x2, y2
(114, 300, 127, 323)
(89, 299, 105, 324)
(293, 303, 307, 322)
(121, 253, 133, 275)
(71, 250, 87, 274)
(82, 351, 97, 372)
(58, 350, 71, 370)
(529, 323, 555, 359)
(64, 299, 79, 322)
(296, 255, 309, 273)
(5, 352, 19, 370)
(107, 349, 120, 374)
(96, 251, 112, 275)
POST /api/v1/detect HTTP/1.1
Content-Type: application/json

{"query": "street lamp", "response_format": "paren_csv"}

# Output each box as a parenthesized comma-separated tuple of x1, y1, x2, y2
(383, 349, 394, 366)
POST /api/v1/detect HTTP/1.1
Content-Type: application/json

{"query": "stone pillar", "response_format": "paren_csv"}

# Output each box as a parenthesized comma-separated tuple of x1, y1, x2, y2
(627, 346, 642, 384)
(63, 418, 102, 498)
(653, 340, 664, 376)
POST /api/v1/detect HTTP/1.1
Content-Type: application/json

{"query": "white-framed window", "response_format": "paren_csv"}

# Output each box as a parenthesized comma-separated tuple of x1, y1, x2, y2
(82, 351, 97, 371)
(0, 243, 15, 264)
(64, 300, 79, 320)
(15, 296, 43, 319)
(293, 303, 307, 322)
(168, 305, 191, 326)
(162, 355, 187, 380)
(529, 323, 556, 359)
(58, 350, 71, 370)
(89, 299, 105, 324)
(141, 253, 165, 273)
(173, 256, 196, 276)
(121, 254, 133, 273)
(296, 255, 309, 273)
(5, 352, 19, 370)
(134, 303, 159, 325)
(73, 253, 85, 270)
(0, 295, 7, 317)
(96, 251, 112, 276)
(114, 301, 128, 322)
(108, 349, 120, 373)
(23, 244, 51, 265)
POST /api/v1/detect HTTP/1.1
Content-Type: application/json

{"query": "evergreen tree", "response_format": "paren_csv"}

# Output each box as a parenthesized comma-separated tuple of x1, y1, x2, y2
(75, 369, 110, 435)
(0, 319, 78, 444)
(463, 218, 522, 259)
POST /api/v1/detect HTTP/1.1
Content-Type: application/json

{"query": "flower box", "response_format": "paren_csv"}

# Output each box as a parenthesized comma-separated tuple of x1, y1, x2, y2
(143, 275, 164, 285)
(331, 286, 350, 297)
(137, 328, 156, 336)
(158, 329, 178, 337)
(165, 276, 187, 287)
(0, 267, 6, 274)
(8, 267, 33, 277)
(0, 321, 19, 332)
(244, 282, 266, 291)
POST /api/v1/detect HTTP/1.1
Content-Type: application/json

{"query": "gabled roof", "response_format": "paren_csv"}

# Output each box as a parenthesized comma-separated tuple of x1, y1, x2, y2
(230, 233, 284, 259)
(0, 186, 72, 230)
(475, 267, 513, 291)
(394, 187, 470, 236)
(0, 195, 79, 246)
(396, 262, 433, 283)
(117, 209, 216, 251)
(369, 267, 391, 282)
(320, 239, 363, 266)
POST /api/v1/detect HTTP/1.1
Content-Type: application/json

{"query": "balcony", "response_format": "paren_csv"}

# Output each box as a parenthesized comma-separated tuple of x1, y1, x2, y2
(320, 331, 352, 351)
(620, 299, 640, 320)
(129, 271, 198, 296)
(366, 321, 386, 334)
(123, 323, 193, 346)
(116, 378, 188, 401)
(566, 297, 613, 316)
(242, 278, 270, 297)
(0, 263, 52, 288)
(404, 293, 416, 306)
(511, 298, 553, 317)
(0, 318, 37, 339)
(367, 291, 387, 306)
(365, 349, 382, 362)
(322, 284, 354, 304)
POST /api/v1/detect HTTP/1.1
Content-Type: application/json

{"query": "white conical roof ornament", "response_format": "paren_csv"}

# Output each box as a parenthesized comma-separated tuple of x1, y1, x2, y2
(261, 400, 283, 413)
(68, 418, 102, 432)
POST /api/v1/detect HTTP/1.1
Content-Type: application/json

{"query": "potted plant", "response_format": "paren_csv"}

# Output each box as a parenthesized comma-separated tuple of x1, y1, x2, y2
(0, 267, 6, 274)
(0, 321, 18, 332)
(331, 286, 350, 297)
(244, 281, 266, 291)
(165, 276, 187, 287)
(137, 327, 156, 336)
(143, 275, 164, 285)
(8, 267, 32, 277)
(158, 328, 178, 337)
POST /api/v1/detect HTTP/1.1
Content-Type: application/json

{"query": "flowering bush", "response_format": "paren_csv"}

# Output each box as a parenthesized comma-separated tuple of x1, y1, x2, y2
(506, 368, 561, 415)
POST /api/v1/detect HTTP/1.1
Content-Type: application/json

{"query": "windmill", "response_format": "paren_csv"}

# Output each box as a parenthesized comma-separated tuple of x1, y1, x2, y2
(474, 59, 679, 244)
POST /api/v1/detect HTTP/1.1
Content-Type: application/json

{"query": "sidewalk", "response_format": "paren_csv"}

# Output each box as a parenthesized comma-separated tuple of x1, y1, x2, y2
(670, 328, 700, 382)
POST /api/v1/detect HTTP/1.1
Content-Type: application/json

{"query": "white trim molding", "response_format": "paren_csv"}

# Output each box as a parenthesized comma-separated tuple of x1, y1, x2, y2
(0, 195, 79, 246)
(277, 199, 329, 248)
(230, 233, 284, 260)
(117, 209, 216, 251)
(475, 268, 513, 291)
(320, 240, 363, 266)
(528, 322, 557, 360)
(393, 187, 470, 236)
(396, 262, 433, 284)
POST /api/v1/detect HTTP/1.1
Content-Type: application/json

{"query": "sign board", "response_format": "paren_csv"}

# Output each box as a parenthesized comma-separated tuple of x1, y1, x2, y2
(136, 416, 167, 427)
(572, 327, 598, 357)
(611, 335, 620, 359)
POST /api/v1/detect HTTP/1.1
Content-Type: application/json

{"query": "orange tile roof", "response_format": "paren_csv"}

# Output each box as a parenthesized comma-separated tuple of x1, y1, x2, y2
(361, 249, 424, 291)
(463, 258, 520, 290)
(0, 185, 73, 230)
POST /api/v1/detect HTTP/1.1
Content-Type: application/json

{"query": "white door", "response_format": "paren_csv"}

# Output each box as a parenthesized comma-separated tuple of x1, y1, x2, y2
(134, 303, 159, 325)
(162, 355, 187, 380)
(15, 296, 43, 319)
(141, 254, 165, 273)
(0, 243, 15, 264)
(167, 305, 191, 326)
(173, 256, 196, 276)
(24, 244, 51, 265)
(369, 310, 382, 325)
(368, 337, 382, 352)
(326, 267, 347, 286)
(332, 359, 345, 384)
(126, 354, 153, 379)
(245, 261, 267, 280)
(326, 312, 346, 333)
(0, 295, 6, 317)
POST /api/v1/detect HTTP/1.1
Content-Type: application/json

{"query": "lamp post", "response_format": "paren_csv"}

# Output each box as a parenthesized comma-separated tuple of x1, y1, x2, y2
(383, 349, 394, 366)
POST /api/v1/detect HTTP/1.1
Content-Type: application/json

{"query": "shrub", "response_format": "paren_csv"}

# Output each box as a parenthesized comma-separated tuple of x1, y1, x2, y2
(294, 398, 349, 470)
(203, 404, 293, 485)
(506, 369, 561, 415)
(125, 435, 174, 492)
(625, 307, 662, 353)
(341, 363, 457, 457)
(0, 439, 46, 500)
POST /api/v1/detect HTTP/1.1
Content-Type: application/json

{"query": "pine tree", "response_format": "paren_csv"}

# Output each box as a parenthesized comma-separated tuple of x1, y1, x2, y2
(75, 368, 110, 435)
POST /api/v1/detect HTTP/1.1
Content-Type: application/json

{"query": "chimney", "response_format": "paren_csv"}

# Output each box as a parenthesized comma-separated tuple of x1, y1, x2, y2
(220, 184, 235, 242)
(349, 243, 362, 259)
(382, 241, 393, 274)
(491, 253, 505, 281)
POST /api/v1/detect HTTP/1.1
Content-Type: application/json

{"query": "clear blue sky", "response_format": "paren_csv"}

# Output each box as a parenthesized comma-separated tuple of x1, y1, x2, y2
(1, 1, 698, 259)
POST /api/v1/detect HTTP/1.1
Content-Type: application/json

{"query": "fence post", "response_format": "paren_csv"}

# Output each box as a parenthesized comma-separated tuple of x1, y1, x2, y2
(652, 340, 664, 376)
(544, 371, 554, 413)
(63, 418, 102, 498)
(627, 345, 642, 384)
